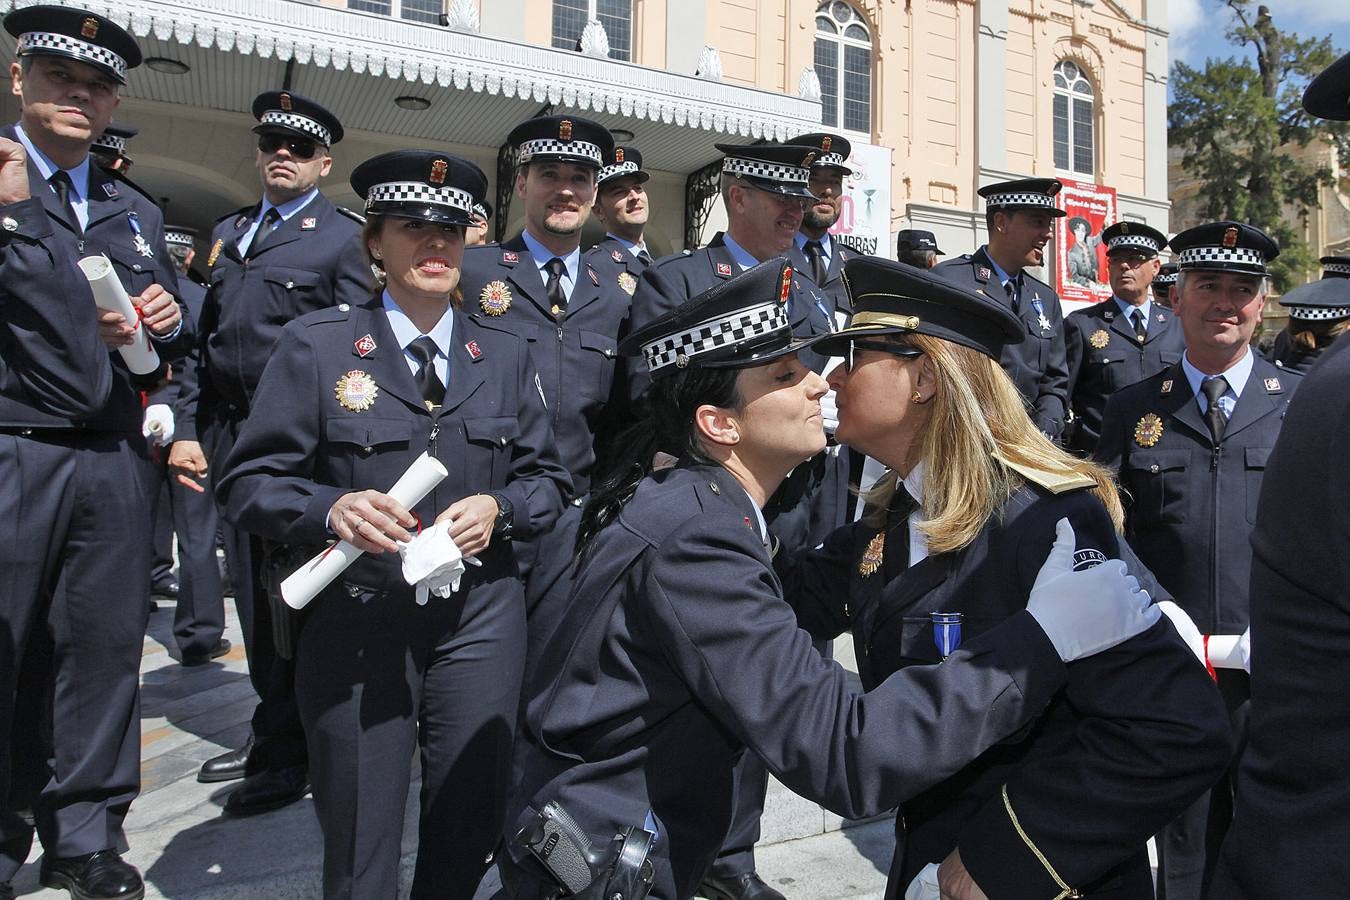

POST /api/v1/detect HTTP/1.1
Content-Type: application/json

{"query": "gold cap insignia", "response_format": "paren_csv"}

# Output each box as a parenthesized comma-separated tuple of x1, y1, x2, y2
(858, 532, 885, 577)
(614, 148, 624, 164)
(430, 159, 448, 185)
(1134, 412, 1164, 447)
(559, 119, 573, 142)
(1089, 329, 1110, 349)
(780, 265, 793, 303)
(1120, 223, 1130, 234)
(821, 136, 832, 152)
(618, 271, 638, 296)
(279, 92, 293, 112)
(479, 281, 512, 316)
(1222, 226, 1239, 249)
(206, 238, 223, 268)
(81, 17, 99, 38)
(334, 370, 379, 412)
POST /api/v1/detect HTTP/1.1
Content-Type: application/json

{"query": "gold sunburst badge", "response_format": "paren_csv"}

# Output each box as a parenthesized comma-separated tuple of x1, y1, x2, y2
(858, 532, 885, 577)
(334, 370, 378, 412)
(1089, 329, 1110, 349)
(618, 271, 638, 296)
(1134, 413, 1164, 447)
(480, 281, 512, 316)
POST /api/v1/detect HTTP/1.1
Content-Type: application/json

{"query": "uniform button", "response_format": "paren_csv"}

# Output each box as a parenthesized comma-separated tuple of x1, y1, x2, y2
(1, 216, 17, 232)
(363, 446, 373, 454)
(346, 584, 361, 598)
(132, 264, 143, 273)
(498, 437, 507, 447)
(1149, 464, 1160, 473)
(604, 348, 613, 357)
(20, 428, 32, 436)
(709, 481, 721, 495)
(338, 303, 350, 312)
(285, 280, 295, 289)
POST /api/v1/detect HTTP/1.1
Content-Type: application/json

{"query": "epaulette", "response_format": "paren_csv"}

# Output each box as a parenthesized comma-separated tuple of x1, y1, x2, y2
(335, 206, 366, 226)
(107, 170, 158, 206)
(299, 304, 353, 327)
(994, 451, 1096, 494)
(961, 253, 973, 260)
(216, 205, 253, 224)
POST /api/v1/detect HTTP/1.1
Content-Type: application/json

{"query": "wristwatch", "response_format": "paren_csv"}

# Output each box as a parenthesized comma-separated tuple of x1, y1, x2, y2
(487, 491, 513, 539)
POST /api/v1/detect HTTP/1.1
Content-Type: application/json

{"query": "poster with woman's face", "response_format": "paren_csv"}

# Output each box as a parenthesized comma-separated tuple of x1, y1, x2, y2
(1055, 177, 1117, 305)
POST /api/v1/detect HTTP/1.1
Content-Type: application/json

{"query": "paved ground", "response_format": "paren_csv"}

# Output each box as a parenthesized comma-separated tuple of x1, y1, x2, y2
(8, 599, 893, 899)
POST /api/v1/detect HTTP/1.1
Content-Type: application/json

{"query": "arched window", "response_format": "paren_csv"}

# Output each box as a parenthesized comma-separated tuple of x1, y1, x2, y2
(1053, 60, 1095, 176)
(552, 0, 634, 61)
(814, 2, 872, 136)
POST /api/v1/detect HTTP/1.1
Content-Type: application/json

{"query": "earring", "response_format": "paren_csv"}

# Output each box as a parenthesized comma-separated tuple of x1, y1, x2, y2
(911, 391, 923, 404)
(727, 431, 740, 443)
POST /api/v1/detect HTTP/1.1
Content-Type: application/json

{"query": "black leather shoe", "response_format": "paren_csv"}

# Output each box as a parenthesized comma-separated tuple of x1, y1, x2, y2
(40, 849, 144, 900)
(197, 736, 253, 783)
(181, 638, 231, 667)
(222, 764, 309, 817)
(698, 872, 786, 900)
(150, 578, 180, 601)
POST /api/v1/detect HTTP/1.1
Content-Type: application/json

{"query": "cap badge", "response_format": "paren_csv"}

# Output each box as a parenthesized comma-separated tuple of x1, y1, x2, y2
(465, 340, 483, 360)
(780, 265, 793, 303)
(802, 152, 817, 168)
(81, 17, 99, 38)
(618, 271, 637, 296)
(1120, 223, 1130, 234)
(715, 262, 733, 278)
(1264, 377, 1281, 392)
(301, 217, 317, 230)
(675, 353, 690, 368)
(279, 92, 293, 112)
(479, 281, 512, 316)
(430, 159, 448, 185)
(1222, 226, 1239, 249)
(821, 136, 832, 153)
(207, 238, 224, 268)
(1160, 379, 1174, 395)
(559, 119, 573, 142)
(1134, 413, 1164, 448)
(614, 148, 624, 164)
(355, 334, 377, 357)
(1089, 329, 1110, 349)
(611, 249, 624, 263)
(334, 370, 379, 413)
(858, 532, 884, 578)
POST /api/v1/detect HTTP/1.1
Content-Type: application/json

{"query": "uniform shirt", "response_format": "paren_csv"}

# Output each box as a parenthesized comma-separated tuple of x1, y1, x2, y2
(234, 188, 320, 255)
(793, 230, 835, 268)
(1181, 348, 1252, 421)
(15, 123, 91, 229)
(900, 461, 929, 568)
(1113, 295, 1154, 331)
(520, 228, 578, 301)
(381, 289, 452, 386)
(604, 232, 649, 263)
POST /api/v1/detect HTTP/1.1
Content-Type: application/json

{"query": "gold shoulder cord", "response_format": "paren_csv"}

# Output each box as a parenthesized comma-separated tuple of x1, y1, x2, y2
(1000, 785, 1082, 899)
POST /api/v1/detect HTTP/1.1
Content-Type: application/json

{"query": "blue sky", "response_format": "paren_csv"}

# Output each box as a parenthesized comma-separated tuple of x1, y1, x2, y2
(1170, 0, 1350, 72)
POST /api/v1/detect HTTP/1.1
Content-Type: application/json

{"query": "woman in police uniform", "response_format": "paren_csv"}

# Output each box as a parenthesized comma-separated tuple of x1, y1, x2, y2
(492, 259, 1159, 900)
(218, 151, 570, 899)
(785, 257, 1230, 899)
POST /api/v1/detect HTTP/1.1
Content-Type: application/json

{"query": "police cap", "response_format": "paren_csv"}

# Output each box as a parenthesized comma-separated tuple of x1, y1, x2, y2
(979, 178, 1066, 218)
(163, 225, 197, 249)
(1170, 221, 1278, 276)
(1102, 221, 1168, 258)
(509, 115, 612, 170)
(1320, 255, 1350, 279)
(1278, 278, 1350, 322)
(896, 229, 943, 254)
(1303, 51, 1350, 121)
(785, 132, 853, 175)
(598, 145, 650, 186)
(91, 122, 138, 156)
(252, 91, 344, 146)
(716, 142, 819, 199)
(5, 4, 141, 84)
(350, 150, 488, 228)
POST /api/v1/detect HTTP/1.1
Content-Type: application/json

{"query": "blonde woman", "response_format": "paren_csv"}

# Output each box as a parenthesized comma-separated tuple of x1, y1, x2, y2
(786, 257, 1232, 900)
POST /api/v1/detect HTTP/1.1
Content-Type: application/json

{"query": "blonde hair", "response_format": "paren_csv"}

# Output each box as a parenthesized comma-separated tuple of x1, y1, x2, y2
(861, 333, 1123, 553)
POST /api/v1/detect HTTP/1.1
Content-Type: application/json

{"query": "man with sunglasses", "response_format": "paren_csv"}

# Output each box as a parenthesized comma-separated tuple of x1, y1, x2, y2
(170, 89, 368, 816)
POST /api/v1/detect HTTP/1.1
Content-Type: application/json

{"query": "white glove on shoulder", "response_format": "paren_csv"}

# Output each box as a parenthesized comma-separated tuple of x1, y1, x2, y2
(142, 403, 175, 446)
(1026, 519, 1160, 662)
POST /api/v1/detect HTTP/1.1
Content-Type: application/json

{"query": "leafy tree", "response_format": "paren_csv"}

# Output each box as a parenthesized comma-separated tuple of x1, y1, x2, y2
(1169, 2, 1349, 290)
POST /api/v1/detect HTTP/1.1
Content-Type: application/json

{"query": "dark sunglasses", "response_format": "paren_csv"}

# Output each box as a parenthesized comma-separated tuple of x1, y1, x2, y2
(257, 134, 320, 160)
(844, 339, 923, 371)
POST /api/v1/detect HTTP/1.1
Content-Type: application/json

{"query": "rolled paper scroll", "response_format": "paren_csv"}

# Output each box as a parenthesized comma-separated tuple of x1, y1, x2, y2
(77, 255, 161, 375)
(280, 452, 449, 610)
(1206, 634, 1247, 671)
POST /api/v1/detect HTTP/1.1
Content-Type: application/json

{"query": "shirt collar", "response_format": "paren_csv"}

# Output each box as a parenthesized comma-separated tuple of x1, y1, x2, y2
(606, 233, 648, 258)
(736, 482, 770, 544)
(1181, 347, 1252, 399)
(261, 187, 320, 222)
(381, 289, 455, 357)
(720, 233, 763, 271)
(794, 231, 834, 258)
(982, 248, 1017, 289)
(901, 460, 926, 511)
(520, 227, 580, 283)
(15, 122, 91, 202)
(1113, 295, 1152, 322)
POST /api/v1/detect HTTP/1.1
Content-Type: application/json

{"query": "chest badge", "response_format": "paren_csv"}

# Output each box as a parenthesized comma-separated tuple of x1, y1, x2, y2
(1088, 329, 1110, 349)
(1264, 377, 1282, 392)
(207, 238, 223, 267)
(617, 271, 637, 296)
(479, 281, 512, 316)
(1156, 311, 1167, 323)
(611, 249, 624, 264)
(588, 266, 599, 286)
(1038, 312, 1052, 333)
(1104, 309, 1115, 321)
(102, 182, 119, 198)
(354, 333, 376, 357)
(501, 250, 519, 265)
(1160, 379, 1174, 395)
(715, 262, 733, 278)
(977, 266, 992, 282)
(301, 217, 317, 230)
(465, 339, 482, 360)
(858, 532, 885, 578)
(335, 370, 379, 412)
(1134, 413, 1164, 448)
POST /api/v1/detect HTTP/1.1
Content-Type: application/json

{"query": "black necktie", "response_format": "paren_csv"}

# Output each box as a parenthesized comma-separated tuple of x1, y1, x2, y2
(636, 248, 653, 267)
(1006, 276, 1022, 313)
(882, 481, 920, 581)
(545, 257, 568, 318)
(1131, 308, 1147, 343)
(409, 337, 445, 410)
(1201, 377, 1229, 445)
(245, 208, 281, 259)
(804, 240, 828, 286)
(49, 170, 81, 235)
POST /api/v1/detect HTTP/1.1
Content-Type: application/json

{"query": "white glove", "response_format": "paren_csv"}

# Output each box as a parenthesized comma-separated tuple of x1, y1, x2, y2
(904, 863, 942, 900)
(819, 388, 839, 434)
(398, 520, 480, 605)
(142, 403, 175, 446)
(1026, 519, 1159, 662)
(1157, 600, 1206, 667)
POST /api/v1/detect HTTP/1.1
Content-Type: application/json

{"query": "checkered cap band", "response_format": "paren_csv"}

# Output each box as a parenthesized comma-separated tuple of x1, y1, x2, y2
(517, 138, 603, 166)
(259, 110, 332, 146)
(92, 133, 125, 153)
(642, 301, 789, 373)
(163, 230, 195, 247)
(366, 181, 475, 216)
(1288, 305, 1350, 321)
(17, 31, 126, 80)
(722, 157, 810, 185)
(1178, 245, 1267, 270)
(984, 191, 1057, 210)
(1107, 233, 1163, 253)
(598, 161, 640, 182)
(1154, 272, 1178, 285)
(815, 152, 847, 168)
(1324, 263, 1350, 276)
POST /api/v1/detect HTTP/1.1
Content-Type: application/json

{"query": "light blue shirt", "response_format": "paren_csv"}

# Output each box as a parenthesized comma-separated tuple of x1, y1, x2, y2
(1113, 296, 1153, 331)
(235, 188, 320, 254)
(15, 122, 91, 229)
(520, 228, 579, 300)
(606, 232, 649, 261)
(983, 248, 1022, 300)
(720, 233, 763, 271)
(1181, 348, 1251, 421)
(794, 231, 834, 267)
(382, 289, 454, 386)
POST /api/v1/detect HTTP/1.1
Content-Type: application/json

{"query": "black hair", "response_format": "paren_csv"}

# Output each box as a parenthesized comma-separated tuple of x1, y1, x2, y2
(577, 365, 744, 553)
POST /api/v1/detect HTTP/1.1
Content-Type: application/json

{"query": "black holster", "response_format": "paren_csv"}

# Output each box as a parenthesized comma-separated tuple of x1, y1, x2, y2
(258, 540, 316, 661)
(513, 801, 655, 899)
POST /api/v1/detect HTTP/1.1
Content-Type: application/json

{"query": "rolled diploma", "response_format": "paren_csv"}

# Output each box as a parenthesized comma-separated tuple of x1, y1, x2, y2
(279, 452, 449, 610)
(1207, 634, 1246, 670)
(77, 255, 161, 375)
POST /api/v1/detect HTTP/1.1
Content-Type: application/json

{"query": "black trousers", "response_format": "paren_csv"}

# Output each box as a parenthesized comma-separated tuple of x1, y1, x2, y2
(0, 431, 148, 880)
(202, 410, 305, 770)
(297, 574, 525, 899)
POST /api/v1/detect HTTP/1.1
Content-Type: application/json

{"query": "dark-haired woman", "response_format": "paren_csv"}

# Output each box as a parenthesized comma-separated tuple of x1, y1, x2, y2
(1266, 267, 1350, 373)
(489, 259, 1159, 899)
(218, 151, 570, 899)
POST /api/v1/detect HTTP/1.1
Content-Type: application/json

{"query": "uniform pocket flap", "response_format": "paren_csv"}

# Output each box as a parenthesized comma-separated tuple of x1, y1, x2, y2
(463, 415, 520, 447)
(1245, 447, 1271, 469)
(325, 417, 411, 447)
(262, 266, 321, 290)
(578, 330, 618, 358)
(1125, 449, 1189, 472)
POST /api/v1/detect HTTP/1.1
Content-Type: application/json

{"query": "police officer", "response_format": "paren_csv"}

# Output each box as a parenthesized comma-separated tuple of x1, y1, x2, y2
(896, 229, 943, 269)
(1095, 222, 1299, 900)
(1264, 255, 1350, 373)
(1064, 222, 1184, 456)
(1152, 260, 1179, 308)
(2, 6, 189, 898)
(89, 122, 135, 174)
(589, 143, 653, 271)
(459, 115, 630, 498)
(934, 178, 1071, 439)
(171, 90, 369, 813)
(218, 149, 570, 898)
(786, 132, 860, 318)
(466, 198, 493, 248)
